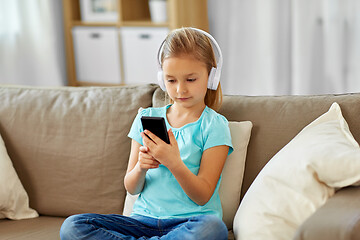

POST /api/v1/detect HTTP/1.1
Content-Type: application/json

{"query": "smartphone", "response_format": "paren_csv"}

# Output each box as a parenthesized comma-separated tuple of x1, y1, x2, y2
(141, 116, 170, 144)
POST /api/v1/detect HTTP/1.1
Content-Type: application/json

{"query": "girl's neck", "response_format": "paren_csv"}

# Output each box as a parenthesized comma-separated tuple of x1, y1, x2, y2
(166, 103, 206, 128)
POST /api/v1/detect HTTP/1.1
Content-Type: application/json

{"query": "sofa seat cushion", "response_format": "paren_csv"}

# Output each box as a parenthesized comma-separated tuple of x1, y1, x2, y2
(0, 84, 158, 217)
(0, 216, 64, 239)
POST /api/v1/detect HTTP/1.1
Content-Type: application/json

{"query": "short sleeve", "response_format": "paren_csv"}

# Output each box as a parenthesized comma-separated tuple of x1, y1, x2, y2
(203, 114, 233, 155)
(128, 108, 146, 145)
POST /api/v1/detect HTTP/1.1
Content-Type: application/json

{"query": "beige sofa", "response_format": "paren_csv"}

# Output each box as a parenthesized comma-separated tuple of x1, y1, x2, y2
(0, 84, 360, 240)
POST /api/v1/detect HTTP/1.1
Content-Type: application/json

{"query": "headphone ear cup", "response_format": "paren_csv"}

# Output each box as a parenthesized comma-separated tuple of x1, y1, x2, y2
(157, 70, 166, 91)
(208, 67, 218, 90)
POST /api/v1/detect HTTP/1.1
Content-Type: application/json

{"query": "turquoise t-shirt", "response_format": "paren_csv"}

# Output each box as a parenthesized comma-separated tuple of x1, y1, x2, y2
(127, 105, 233, 219)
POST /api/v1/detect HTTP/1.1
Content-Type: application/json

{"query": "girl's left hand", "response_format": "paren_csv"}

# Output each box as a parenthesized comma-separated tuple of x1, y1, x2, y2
(140, 129, 181, 171)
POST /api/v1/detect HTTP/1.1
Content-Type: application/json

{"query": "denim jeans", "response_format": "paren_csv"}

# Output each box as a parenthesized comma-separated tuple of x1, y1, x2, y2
(60, 213, 228, 240)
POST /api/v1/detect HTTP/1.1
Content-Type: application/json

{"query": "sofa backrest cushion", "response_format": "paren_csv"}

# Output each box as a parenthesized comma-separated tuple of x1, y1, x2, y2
(0, 84, 157, 217)
(219, 93, 360, 199)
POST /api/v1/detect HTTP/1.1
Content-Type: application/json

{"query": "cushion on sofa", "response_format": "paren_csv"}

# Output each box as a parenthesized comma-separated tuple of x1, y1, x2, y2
(0, 132, 38, 220)
(219, 121, 252, 229)
(0, 84, 158, 217)
(233, 102, 360, 239)
(123, 120, 253, 230)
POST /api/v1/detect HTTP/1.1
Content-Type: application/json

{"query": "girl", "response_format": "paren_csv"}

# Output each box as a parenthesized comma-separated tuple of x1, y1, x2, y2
(60, 27, 233, 240)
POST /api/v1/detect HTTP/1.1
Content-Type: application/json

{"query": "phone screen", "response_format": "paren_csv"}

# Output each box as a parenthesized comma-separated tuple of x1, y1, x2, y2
(141, 116, 170, 144)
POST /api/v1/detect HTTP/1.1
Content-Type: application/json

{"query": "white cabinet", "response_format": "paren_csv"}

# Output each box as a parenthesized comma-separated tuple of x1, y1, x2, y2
(72, 26, 169, 85)
(72, 26, 122, 84)
(120, 27, 169, 84)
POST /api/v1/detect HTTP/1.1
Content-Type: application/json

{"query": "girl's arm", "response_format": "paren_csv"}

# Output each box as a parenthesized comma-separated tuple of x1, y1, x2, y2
(141, 129, 229, 206)
(124, 139, 160, 195)
(172, 145, 228, 206)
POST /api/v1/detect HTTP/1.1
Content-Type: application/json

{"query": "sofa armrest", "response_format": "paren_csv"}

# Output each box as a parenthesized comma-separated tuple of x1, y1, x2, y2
(293, 186, 360, 240)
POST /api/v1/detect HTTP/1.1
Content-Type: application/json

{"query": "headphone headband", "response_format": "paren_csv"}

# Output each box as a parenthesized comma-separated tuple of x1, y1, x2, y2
(157, 27, 223, 91)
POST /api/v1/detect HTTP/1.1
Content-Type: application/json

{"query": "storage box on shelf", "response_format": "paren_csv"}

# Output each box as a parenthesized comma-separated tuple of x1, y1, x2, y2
(120, 27, 168, 84)
(62, 0, 209, 86)
(72, 27, 122, 84)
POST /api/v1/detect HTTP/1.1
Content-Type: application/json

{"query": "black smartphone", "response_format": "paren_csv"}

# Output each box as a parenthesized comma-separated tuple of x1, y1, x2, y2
(141, 116, 170, 144)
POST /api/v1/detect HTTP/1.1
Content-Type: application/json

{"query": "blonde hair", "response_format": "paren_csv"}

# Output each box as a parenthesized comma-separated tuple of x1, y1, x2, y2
(160, 27, 223, 111)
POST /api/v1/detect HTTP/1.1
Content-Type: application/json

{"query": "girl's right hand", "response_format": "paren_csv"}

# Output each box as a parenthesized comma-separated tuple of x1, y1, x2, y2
(137, 146, 160, 171)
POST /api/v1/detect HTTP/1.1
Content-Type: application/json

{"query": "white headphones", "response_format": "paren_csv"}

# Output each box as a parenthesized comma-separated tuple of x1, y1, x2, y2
(157, 27, 223, 91)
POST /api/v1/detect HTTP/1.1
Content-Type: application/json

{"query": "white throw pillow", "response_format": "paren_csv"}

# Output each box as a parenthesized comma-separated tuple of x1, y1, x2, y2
(123, 121, 253, 229)
(0, 133, 38, 220)
(233, 102, 360, 240)
(219, 121, 252, 229)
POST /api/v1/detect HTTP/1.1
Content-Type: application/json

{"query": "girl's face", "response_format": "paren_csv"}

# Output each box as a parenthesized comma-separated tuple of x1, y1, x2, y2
(162, 54, 209, 110)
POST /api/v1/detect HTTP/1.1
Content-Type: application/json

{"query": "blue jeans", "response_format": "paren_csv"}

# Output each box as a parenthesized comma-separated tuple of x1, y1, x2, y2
(60, 213, 228, 240)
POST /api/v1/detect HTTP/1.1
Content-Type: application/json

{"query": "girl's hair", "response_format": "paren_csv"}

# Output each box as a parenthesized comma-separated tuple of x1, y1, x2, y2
(160, 27, 223, 111)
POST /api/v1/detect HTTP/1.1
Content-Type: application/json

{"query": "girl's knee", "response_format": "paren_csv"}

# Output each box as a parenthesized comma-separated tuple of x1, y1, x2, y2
(60, 214, 90, 240)
(189, 215, 228, 240)
(201, 215, 228, 239)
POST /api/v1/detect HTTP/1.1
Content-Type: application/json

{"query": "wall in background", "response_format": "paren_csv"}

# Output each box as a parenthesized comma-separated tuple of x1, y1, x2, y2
(208, 0, 360, 96)
(0, 0, 66, 86)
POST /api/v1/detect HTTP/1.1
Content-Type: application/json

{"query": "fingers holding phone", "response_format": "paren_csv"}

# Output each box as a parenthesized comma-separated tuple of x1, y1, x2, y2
(138, 145, 160, 170)
(141, 129, 182, 172)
